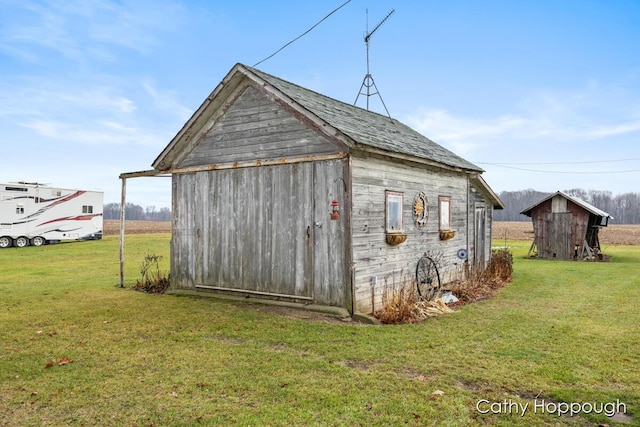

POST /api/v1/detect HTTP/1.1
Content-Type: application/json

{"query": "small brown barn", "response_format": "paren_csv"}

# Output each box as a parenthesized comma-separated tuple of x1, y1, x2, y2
(152, 63, 503, 315)
(520, 191, 612, 260)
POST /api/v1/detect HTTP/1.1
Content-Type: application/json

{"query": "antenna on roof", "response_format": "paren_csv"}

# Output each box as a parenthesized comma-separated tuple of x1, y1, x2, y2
(354, 8, 395, 118)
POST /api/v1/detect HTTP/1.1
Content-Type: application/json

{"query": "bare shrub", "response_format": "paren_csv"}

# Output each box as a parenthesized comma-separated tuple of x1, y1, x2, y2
(132, 253, 170, 294)
(374, 278, 420, 324)
(486, 248, 513, 282)
(448, 249, 513, 303)
(373, 274, 455, 324)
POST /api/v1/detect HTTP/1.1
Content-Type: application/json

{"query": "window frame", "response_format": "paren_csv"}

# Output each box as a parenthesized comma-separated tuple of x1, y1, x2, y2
(438, 196, 452, 231)
(385, 191, 404, 233)
(82, 205, 94, 214)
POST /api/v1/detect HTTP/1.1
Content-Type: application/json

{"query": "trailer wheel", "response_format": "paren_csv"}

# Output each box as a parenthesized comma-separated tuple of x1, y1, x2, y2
(14, 236, 29, 248)
(0, 236, 12, 248)
(31, 236, 46, 247)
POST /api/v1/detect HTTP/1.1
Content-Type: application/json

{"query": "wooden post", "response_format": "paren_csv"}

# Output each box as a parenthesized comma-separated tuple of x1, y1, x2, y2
(119, 177, 126, 288)
(117, 169, 163, 288)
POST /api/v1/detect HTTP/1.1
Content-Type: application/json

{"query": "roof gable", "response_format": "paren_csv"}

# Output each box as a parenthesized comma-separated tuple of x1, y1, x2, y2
(178, 85, 342, 169)
(520, 191, 613, 219)
(153, 63, 483, 173)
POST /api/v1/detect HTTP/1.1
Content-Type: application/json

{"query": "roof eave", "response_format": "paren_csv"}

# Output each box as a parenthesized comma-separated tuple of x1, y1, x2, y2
(520, 191, 613, 219)
(470, 174, 505, 209)
(352, 144, 482, 174)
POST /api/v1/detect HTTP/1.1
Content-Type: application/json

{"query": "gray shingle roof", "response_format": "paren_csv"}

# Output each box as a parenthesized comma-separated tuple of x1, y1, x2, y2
(248, 66, 482, 172)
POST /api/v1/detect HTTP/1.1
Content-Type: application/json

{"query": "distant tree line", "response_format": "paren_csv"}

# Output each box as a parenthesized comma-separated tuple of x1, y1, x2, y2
(105, 188, 640, 224)
(494, 189, 640, 224)
(103, 203, 171, 221)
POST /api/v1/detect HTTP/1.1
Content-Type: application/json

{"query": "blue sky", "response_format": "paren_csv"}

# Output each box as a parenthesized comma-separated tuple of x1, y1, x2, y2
(1, 0, 639, 208)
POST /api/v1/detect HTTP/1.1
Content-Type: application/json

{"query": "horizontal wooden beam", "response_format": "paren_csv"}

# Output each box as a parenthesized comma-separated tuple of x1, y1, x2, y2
(118, 169, 167, 179)
(164, 152, 347, 174)
(351, 145, 473, 174)
(196, 285, 314, 301)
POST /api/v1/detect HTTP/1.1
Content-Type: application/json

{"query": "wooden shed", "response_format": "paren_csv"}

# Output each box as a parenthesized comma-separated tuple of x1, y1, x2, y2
(520, 191, 612, 260)
(152, 63, 504, 315)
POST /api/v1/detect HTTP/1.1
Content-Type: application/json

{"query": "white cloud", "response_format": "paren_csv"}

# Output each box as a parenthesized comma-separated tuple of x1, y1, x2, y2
(142, 79, 193, 122)
(5, 3, 75, 54)
(17, 118, 163, 146)
(1, 83, 120, 117)
(401, 80, 640, 194)
(114, 97, 137, 113)
(405, 109, 531, 156)
(579, 122, 640, 139)
(0, 0, 185, 61)
(0, 76, 188, 151)
(404, 80, 640, 161)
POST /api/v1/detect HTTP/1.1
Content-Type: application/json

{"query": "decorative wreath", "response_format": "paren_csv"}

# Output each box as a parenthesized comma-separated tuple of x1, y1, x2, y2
(413, 192, 429, 228)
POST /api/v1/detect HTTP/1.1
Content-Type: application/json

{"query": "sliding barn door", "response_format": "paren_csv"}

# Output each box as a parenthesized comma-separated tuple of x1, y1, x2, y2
(172, 159, 348, 307)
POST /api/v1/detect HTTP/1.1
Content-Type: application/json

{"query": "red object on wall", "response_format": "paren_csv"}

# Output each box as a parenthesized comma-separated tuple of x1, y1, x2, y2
(330, 199, 340, 220)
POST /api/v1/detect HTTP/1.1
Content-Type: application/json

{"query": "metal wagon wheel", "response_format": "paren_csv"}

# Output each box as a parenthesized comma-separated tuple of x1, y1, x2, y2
(416, 255, 441, 301)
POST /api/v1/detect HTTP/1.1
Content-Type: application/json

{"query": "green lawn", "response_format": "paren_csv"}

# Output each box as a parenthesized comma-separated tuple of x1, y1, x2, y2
(0, 236, 638, 426)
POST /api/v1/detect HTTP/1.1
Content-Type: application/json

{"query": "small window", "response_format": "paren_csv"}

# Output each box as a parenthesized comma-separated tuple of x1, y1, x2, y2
(439, 196, 451, 230)
(82, 205, 93, 214)
(5, 186, 27, 192)
(16, 204, 25, 215)
(53, 190, 61, 197)
(386, 191, 404, 232)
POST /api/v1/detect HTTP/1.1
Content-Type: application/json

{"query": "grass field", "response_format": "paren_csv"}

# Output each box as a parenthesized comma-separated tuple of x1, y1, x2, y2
(1, 235, 638, 426)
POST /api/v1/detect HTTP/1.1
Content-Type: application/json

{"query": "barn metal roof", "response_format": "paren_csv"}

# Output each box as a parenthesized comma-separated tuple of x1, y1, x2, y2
(246, 65, 483, 172)
(520, 191, 613, 219)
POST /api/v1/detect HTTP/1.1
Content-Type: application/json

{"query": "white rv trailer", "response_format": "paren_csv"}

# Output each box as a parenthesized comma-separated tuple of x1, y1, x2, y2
(0, 182, 103, 248)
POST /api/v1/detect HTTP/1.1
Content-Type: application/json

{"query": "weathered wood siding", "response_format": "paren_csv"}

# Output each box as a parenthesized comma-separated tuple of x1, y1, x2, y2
(533, 211, 573, 259)
(530, 196, 591, 260)
(179, 85, 340, 168)
(468, 183, 491, 267)
(351, 153, 473, 314)
(171, 159, 349, 308)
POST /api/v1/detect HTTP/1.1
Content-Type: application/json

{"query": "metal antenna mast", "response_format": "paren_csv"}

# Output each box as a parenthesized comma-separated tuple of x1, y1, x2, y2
(354, 8, 395, 117)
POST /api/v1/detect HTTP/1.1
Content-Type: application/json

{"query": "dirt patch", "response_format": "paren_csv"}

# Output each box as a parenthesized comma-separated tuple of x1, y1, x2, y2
(103, 220, 171, 235)
(242, 304, 365, 325)
(333, 359, 373, 370)
(493, 222, 640, 246)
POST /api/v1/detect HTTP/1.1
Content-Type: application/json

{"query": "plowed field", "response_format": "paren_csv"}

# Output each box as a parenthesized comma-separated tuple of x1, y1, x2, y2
(104, 220, 171, 235)
(105, 220, 640, 245)
(493, 221, 640, 245)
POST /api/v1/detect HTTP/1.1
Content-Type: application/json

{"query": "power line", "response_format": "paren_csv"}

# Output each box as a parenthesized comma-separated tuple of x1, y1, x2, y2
(475, 156, 640, 166)
(253, 0, 353, 68)
(483, 163, 640, 174)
